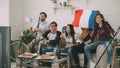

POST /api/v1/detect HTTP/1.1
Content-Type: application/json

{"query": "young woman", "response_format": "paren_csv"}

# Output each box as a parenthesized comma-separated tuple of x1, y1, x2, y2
(60, 24, 81, 68)
(84, 13, 115, 68)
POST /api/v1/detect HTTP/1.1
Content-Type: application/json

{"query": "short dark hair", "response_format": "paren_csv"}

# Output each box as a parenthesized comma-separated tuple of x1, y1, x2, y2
(50, 21, 57, 27)
(40, 12, 47, 18)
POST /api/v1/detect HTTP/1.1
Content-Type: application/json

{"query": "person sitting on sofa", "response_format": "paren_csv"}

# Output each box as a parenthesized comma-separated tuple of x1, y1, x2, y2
(84, 13, 115, 68)
(60, 24, 81, 68)
(39, 21, 61, 55)
(72, 28, 92, 68)
(27, 12, 49, 53)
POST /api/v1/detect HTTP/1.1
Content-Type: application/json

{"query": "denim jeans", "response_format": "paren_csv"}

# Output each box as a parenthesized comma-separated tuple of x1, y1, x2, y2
(84, 41, 112, 64)
(42, 46, 57, 56)
(72, 44, 88, 66)
(60, 48, 73, 64)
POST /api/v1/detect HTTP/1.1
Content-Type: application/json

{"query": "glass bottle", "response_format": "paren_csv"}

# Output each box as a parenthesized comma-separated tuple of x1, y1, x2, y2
(56, 44, 61, 59)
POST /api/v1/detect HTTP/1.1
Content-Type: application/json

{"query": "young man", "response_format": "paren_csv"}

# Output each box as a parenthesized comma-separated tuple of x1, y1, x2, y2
(39, 21, 61, 55)
(71, 28, 93, 68)
(27, 12, 49, 53)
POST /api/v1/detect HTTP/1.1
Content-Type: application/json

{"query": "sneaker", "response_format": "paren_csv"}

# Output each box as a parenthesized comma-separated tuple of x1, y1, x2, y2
(90, 62, 95, 68)
(107, 66, 110, 68)
(107, 64, 111, 68)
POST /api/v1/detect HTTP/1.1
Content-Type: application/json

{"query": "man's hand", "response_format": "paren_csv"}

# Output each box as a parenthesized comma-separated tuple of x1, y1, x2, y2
(30, 27, 33, 31)
(35, 28, 43, 33)
(34, 28, 38, 32)
(30, 27, 35, 34)
(38, 29, 42, 32)
(45, 40, 50, 44)
(74, 41, 80, 45)
(40, 36, 44, 41)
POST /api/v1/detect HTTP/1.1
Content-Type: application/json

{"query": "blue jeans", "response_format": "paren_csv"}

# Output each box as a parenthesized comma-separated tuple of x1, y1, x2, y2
(84, 41, 112, 64)
(60, 48, 73, 64)
(42, 46, 57, 56)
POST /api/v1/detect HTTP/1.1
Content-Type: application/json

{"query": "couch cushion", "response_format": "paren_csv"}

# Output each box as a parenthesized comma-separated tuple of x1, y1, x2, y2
(96, 45, 107, 68)
(77, 45, 107, 68)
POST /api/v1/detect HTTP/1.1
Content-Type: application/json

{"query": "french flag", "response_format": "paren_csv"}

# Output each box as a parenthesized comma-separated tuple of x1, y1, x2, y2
(72, 9, 99, 29)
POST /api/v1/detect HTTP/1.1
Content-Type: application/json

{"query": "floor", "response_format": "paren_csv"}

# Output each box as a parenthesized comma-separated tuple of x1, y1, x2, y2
(11, 61, 120, 68)
(11, 62, 16, 68)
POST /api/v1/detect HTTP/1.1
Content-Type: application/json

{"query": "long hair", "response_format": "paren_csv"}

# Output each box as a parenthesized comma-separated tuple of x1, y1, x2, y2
(65, 24, 75, 43)
(94, 13, 107, 29)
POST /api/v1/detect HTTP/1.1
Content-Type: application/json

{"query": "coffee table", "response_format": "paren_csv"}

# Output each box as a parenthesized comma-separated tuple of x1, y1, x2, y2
(16, 53, 37, 68)
(33, 55, 68, 68)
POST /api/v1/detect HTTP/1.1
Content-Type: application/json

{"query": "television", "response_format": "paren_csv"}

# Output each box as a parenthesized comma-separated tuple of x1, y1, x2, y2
(0, 26, 11, 68)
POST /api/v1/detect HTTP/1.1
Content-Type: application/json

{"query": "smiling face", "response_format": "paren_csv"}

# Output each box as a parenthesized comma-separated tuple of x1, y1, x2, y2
(95, 15, 103, 24)
(66, 26, 71, 34)
(65, 24, 75, 36)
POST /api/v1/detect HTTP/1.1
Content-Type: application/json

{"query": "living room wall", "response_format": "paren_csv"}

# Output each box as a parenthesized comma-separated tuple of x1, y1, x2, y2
(10, 0, 120, 40)
(0, 0, 9, 26)
(9, 0, 24, 40)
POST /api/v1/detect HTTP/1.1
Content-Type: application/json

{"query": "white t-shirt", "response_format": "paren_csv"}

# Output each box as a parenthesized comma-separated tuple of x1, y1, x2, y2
(47, 32, 57, 40)
(62, 33, 80, 47)
(33, 21, 49, 39)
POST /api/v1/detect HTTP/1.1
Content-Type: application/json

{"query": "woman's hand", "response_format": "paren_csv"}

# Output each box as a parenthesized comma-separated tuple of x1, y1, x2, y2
(66, 44, 73, 48)
(84, 40, 91, 45)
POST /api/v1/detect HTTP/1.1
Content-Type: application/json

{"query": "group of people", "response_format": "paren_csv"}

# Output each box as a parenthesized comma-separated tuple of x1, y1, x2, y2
(27, 11, 115, 68)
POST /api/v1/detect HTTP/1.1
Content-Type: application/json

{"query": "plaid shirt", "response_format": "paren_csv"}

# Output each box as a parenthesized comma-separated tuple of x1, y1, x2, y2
(90, 22, 115, 41)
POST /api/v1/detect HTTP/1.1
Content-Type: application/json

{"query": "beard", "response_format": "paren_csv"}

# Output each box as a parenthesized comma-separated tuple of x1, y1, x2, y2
(41, 19, 45, 22)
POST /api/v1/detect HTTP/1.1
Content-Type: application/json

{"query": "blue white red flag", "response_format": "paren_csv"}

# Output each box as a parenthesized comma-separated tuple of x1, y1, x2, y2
(72, 9, 98, 29)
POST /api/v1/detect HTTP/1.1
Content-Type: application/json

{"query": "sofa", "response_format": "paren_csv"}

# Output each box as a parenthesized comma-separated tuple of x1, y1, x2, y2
(74, 28, 107, 68)
(78, 45, 107, 68)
